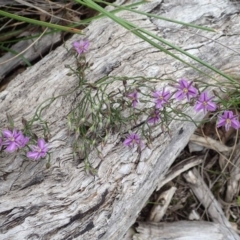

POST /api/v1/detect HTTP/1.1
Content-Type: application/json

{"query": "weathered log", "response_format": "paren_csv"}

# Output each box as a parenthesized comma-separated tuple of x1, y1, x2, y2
(226, 143, 240, 203)
(148, 186, 177, 222)
(156, 155, 204, 190)
(1, 0, 240, 239)
(0, 0, 75, 83)
(0, 31, 62, 83)
(183, 169, 239, 239)
(134, 221, 238, 240)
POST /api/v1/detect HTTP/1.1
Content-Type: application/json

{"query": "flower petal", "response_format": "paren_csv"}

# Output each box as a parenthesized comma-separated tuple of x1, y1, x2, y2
(5, 142, 18, 152)
(38, 139, 46, 149)
(155, 101, 163, 109)
(231, 119, 240, 130)
(217, 118, 226, 128)
(175, 91, 184, 100)
(179, 79, 188, 88)
(27, 151, 40, 161)
(207, 102, 217, 111)
(195, 102, 203, 112)
(225, 123, 231, 131)
(3, 129, 13, 138)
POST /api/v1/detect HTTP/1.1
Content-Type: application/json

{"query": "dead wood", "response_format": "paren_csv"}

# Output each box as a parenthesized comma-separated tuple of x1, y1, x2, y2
(1, 0, 240, 239)
(148, 186, 176, 222)
(0, 32, 62, 83)
(134, 221, 239, 240)
(156, 155, 204, 191)
(225, 143, 240, 203)
(183, 168, 239, 239)
(189, 134, 232, 153)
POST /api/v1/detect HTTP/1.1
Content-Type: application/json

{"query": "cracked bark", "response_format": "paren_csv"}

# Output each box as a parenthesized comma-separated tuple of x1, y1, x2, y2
(0, 0, 240, 239)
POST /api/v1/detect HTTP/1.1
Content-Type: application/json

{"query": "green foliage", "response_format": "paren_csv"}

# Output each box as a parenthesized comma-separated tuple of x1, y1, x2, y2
(0, 0, 237, 83)
(2, 0, 240, 172)
(0, 10, 82, 34)
(76, 0, 236, 83)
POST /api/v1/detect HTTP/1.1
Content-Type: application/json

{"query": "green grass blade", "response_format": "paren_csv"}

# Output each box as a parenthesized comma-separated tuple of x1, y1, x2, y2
(95, 0, 216, 32)
(76, 0, 235, 83)
(129, 21, 235, 82)
(76, 0, 212, 78)
(73, 1, 146, 25)
(0, 30, 58, 44)
(0, 28, 26, 41)
(0, 45, 31, 66)
(0, 10, 82, 34)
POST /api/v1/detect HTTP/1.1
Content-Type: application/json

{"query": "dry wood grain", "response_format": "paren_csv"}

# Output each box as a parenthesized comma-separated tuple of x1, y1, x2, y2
(183, 168, 239, 239)
(0, 0, 240, 239)
(134, 221, 238, 240)
(0, 32, 62, 82)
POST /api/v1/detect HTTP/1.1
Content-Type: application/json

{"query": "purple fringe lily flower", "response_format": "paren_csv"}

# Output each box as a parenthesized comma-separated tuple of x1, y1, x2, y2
(217, 110, 240, 131)
(175, 79, 198, 101)
(27, 139, 48, 161)
(195, 91, 217, 113)
(148, 110, 160, 124)
(3, 129, 29, 152)
(19, 134, 30, 148)
(127, 91, 139, 108)
(72, 40, 90, 55)
(123, 133, 142, 147)
(153, 88, 171, 109)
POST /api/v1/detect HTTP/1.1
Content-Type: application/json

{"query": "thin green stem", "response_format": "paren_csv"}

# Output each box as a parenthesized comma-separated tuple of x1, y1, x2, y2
(95, 0, 216, 32)
(76, 0, 236, 83)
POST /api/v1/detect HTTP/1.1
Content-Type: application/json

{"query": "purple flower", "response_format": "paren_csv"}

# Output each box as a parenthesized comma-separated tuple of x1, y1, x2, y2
(18, 133, 29, 148)
(123, 133, 142, 147)
(27, 139, 48, 161)
(175, 79, 198, 101)
(153, 88, 171, 109)
(148, 110, 160, 124)
(217, 111, 240, 131)
(72, 40, 90, 55)
(127, 91, 138, 108)
(3, 129, 28, 152)
(194, 91, 217, 113)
